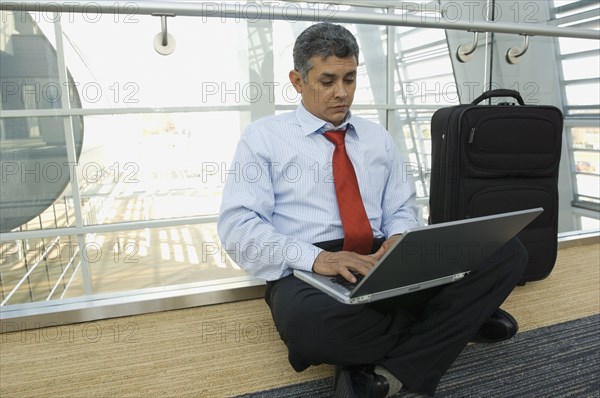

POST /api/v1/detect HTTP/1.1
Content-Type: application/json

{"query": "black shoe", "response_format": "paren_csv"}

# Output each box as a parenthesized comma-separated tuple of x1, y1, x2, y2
(334, 365, 389, 398)
(471, 308, 518, 343)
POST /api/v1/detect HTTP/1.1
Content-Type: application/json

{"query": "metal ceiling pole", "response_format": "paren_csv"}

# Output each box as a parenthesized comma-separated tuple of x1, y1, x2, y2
(1, 0, 599, 39)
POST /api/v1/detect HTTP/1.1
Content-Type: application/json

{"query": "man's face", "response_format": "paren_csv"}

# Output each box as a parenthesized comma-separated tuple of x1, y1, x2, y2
(289, 55, 357, 126)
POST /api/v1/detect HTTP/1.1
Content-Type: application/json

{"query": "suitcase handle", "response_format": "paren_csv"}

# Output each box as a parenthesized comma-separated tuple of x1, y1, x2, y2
(472, 89, 525, 105)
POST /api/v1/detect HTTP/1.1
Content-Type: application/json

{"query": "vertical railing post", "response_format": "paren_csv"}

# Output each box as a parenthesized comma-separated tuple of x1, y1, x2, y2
(53, 12, 93, 295)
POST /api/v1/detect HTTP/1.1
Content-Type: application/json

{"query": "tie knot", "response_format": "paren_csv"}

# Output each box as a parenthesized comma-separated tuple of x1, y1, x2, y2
(323, 129, 346, 146)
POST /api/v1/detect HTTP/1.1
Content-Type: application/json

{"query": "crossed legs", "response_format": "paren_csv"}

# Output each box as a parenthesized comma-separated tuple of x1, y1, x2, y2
(264, 237, 528, 395)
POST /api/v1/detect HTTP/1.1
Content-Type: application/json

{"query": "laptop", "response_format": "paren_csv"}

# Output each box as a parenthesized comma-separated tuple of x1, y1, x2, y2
(293, 208, 543, 304)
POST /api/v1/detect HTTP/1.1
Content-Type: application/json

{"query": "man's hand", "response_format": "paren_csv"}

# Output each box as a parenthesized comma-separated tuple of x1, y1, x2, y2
(312, 251, 378, 283)
(372, 234, 402, 261)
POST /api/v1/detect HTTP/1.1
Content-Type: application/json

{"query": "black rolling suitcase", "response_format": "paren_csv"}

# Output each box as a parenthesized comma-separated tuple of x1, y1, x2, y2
(428, 89, 564, 284)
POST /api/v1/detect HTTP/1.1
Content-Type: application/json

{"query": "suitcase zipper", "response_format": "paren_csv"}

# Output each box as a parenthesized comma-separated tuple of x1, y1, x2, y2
(441, 132, 448, 219)
(447, 109, 468, 220)
(468, 127, 476, 144)
(439, 112, 453, 220)
(432, 107, 469, 222)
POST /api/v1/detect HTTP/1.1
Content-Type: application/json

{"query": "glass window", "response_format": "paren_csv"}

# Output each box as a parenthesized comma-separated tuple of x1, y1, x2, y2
(565, 83, 600, 107)
(558, 37, 600, 55)
(1, 235, 81, 305)
(561, 56, 600, 81)
(552, 0, 600, 216)
(58, 15, 251, 109)
(0, 11, 84, 233)
(2, 1, 598, 314)
(77, 113, 243, 225)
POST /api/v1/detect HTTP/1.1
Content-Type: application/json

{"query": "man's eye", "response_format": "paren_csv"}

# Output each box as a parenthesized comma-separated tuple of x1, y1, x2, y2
(344, 78, 355, 83)
(321, 81, 334, 87)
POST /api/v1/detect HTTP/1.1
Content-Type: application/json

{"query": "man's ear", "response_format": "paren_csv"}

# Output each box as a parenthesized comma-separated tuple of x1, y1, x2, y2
(289, 70, 304, 93)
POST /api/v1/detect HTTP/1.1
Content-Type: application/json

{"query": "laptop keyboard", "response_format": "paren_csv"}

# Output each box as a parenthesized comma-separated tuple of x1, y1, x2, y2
(330, 272, 365, 290)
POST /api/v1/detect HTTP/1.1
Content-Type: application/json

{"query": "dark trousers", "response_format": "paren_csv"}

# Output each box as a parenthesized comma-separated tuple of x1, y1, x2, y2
(264, 237, 528, 396)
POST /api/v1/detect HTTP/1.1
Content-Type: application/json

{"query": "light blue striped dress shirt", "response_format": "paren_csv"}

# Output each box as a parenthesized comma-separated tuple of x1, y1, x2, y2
(217, 103, 420, 281)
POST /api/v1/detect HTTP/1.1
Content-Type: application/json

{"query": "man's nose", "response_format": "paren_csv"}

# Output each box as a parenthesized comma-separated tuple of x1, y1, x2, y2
(333, 81, 347, 98)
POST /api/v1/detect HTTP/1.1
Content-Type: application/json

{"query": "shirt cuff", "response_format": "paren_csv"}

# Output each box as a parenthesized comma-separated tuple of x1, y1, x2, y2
(288, 242, 323, 272)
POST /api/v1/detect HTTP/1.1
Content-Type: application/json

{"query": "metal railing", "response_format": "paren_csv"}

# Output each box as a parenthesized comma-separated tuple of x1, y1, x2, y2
(1, 1, 599, 39)
(0, 200, 80, 305)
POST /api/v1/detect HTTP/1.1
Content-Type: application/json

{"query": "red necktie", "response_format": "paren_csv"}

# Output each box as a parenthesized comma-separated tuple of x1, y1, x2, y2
(323, 130, 374, 254)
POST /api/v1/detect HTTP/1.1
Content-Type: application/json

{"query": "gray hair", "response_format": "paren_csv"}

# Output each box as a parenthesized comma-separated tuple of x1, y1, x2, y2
(293, 23, 359, 81)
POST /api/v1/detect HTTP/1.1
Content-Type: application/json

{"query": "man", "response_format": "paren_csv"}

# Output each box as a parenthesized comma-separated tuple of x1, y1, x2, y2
(217, 23, 527, 397)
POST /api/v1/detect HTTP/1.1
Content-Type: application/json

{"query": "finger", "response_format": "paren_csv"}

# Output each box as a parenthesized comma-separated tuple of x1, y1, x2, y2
(371, 246, 386, 260)
(349, 262, 377, 277)
(357, 253, 379, 267)
(335, 252, 377, 278)
(372, 236, 400, 260)
(339, 267, 357, 283)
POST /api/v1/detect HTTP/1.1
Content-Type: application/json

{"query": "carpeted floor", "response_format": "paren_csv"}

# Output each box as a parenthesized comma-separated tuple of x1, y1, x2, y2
(0, 242, 598, 397)
(238, 314, 600, 397)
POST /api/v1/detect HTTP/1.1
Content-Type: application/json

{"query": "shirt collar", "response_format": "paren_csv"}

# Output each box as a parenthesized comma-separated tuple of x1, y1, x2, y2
(295, 102, 357, 139)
